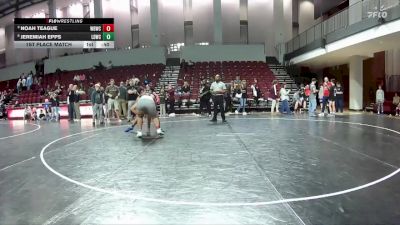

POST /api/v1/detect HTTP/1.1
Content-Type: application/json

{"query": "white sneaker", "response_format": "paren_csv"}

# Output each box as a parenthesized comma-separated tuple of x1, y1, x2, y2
(169, 113, 176, 117)
(235, 110, 239, 115)
(136, 131, 143, 138)
(243, 112, 247, 116)
(318, 113, 325, 117)
(157, 128, 164, 135)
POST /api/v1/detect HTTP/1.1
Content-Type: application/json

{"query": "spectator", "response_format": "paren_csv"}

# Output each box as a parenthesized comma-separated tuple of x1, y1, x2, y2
(308, 78, 318, 117)
(234, 75, 241, 85)
(396, 102, 400, 116)
(328, 79, 336, 117)
(24, 105, 32, 121)
(27, 74, 33, 91)
(199, 79, 212, 117)
(87, 83, 95, 99)
(17, 79, 22, 94)
(126, 79, 139, 121)
(144, 74, 151, 86)
(294, 86, 306, 113)
(179, 81, 191, 108)
(335, 82, 344, 114)
(280, 83, 291, 114)
(251, 78, 261, 106)
(159, 86, 167, 118)
(319, 77, 331, 117)
(376, 85, 385, 115)
(235, 80, 248, 116)
(79, 74, 86, 82)
(50, 92, 60, 121)
(117, 81, 128, 119)
(224, 82, 232, 114)
(392, 93, 399, 114)
(73, 75, 80, 83)
(167, 84, 176, 117)
(73, 85, 85, 121)
(67, 84, 76, 122)
(105, 79, 121, 121)
(269, 80, 279, 113)
(21, 75, 27, 91)
(91, 83, 104, 126)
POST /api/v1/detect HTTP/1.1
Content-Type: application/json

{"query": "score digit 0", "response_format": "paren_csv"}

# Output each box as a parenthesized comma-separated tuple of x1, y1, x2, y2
(102, 24, 114, 32)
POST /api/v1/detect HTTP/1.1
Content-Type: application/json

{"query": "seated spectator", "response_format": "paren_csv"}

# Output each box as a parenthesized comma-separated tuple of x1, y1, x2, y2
(93, 61, 105, 70)
(143, 75, 151, 86)
(38, 109, 46, 120)
(178, 81, 191, 108)
(73, 75, 80, 82)
(188, 60, 194, 66)
(14, 101, 21, 108)
(80, 74, 86, 81)
(234, 75, 241, 85)
(24, 105, 32, 121)
(0, 102, 7, 120)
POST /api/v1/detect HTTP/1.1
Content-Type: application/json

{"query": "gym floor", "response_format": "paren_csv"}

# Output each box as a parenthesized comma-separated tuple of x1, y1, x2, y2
(0, 113, 399, 225)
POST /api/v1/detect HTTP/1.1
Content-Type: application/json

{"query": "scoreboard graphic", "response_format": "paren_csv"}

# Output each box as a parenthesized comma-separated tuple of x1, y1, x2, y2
(14, 18, 114, 49)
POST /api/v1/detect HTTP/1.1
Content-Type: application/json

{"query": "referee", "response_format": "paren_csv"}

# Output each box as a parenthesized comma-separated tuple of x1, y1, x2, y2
(210, 74, 227, 122)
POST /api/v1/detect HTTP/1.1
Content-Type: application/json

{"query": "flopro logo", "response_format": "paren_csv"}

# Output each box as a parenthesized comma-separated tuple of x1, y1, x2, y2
(368, 5, 388, 19)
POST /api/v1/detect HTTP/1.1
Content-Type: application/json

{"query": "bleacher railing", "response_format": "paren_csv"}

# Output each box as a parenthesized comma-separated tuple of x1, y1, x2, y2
(285, 0, 400, 54)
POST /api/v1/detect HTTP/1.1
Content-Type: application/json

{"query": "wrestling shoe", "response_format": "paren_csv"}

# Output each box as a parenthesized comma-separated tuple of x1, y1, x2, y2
(157, 128, 165, 135)
(125, 126, 134, 132)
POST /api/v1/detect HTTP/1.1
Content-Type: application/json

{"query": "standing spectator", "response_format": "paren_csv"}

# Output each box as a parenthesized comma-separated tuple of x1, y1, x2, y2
(318, 83, 324, 111)
(280, 83, 291, 114)
(328, 79, 336, 117)
(17, 78, 22, 94)
(87, 83, 95, 100)
(392, 93, 399, 114)
(308, 78, 318, 117)
(335, 82, 344, 114)
(167, 84, 176, 117)
(105, 79, 121, 121)
(235, 80, 248, 115)
(126, 79, 139, 121)
(73, 85, 85, 121)
(91, 83, 104, 126)
(50, 92, 60, 121)
(269, 80, 279, 113)
(67, 84, 75, 122)
(319, 77, 331, 117)
(26, 74, 33, 91)
(117, 81, 128, 119)
(210, 74, 227, 122)
(224, 83, 233, 114)
(251, 78, 261, 106)
(376, 85, 385, 114)
(21, 76, 27, 91)
(159, 86, 167, 118)
(199, 79, 212, 117)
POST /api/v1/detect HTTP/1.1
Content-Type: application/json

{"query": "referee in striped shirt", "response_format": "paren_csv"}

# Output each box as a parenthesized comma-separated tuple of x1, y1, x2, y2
(210, 74, 227, 122)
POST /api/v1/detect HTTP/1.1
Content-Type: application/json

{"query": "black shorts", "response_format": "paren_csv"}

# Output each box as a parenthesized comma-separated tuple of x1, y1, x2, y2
(329, 95, 335, 101)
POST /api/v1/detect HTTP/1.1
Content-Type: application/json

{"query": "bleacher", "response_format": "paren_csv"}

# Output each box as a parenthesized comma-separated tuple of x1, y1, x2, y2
(178, 61, 276, 102)
(8, 64, 165, 105)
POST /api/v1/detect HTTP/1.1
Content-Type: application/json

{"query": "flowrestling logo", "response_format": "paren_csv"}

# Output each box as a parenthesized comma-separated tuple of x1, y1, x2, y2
(368, 5, 388, 19)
